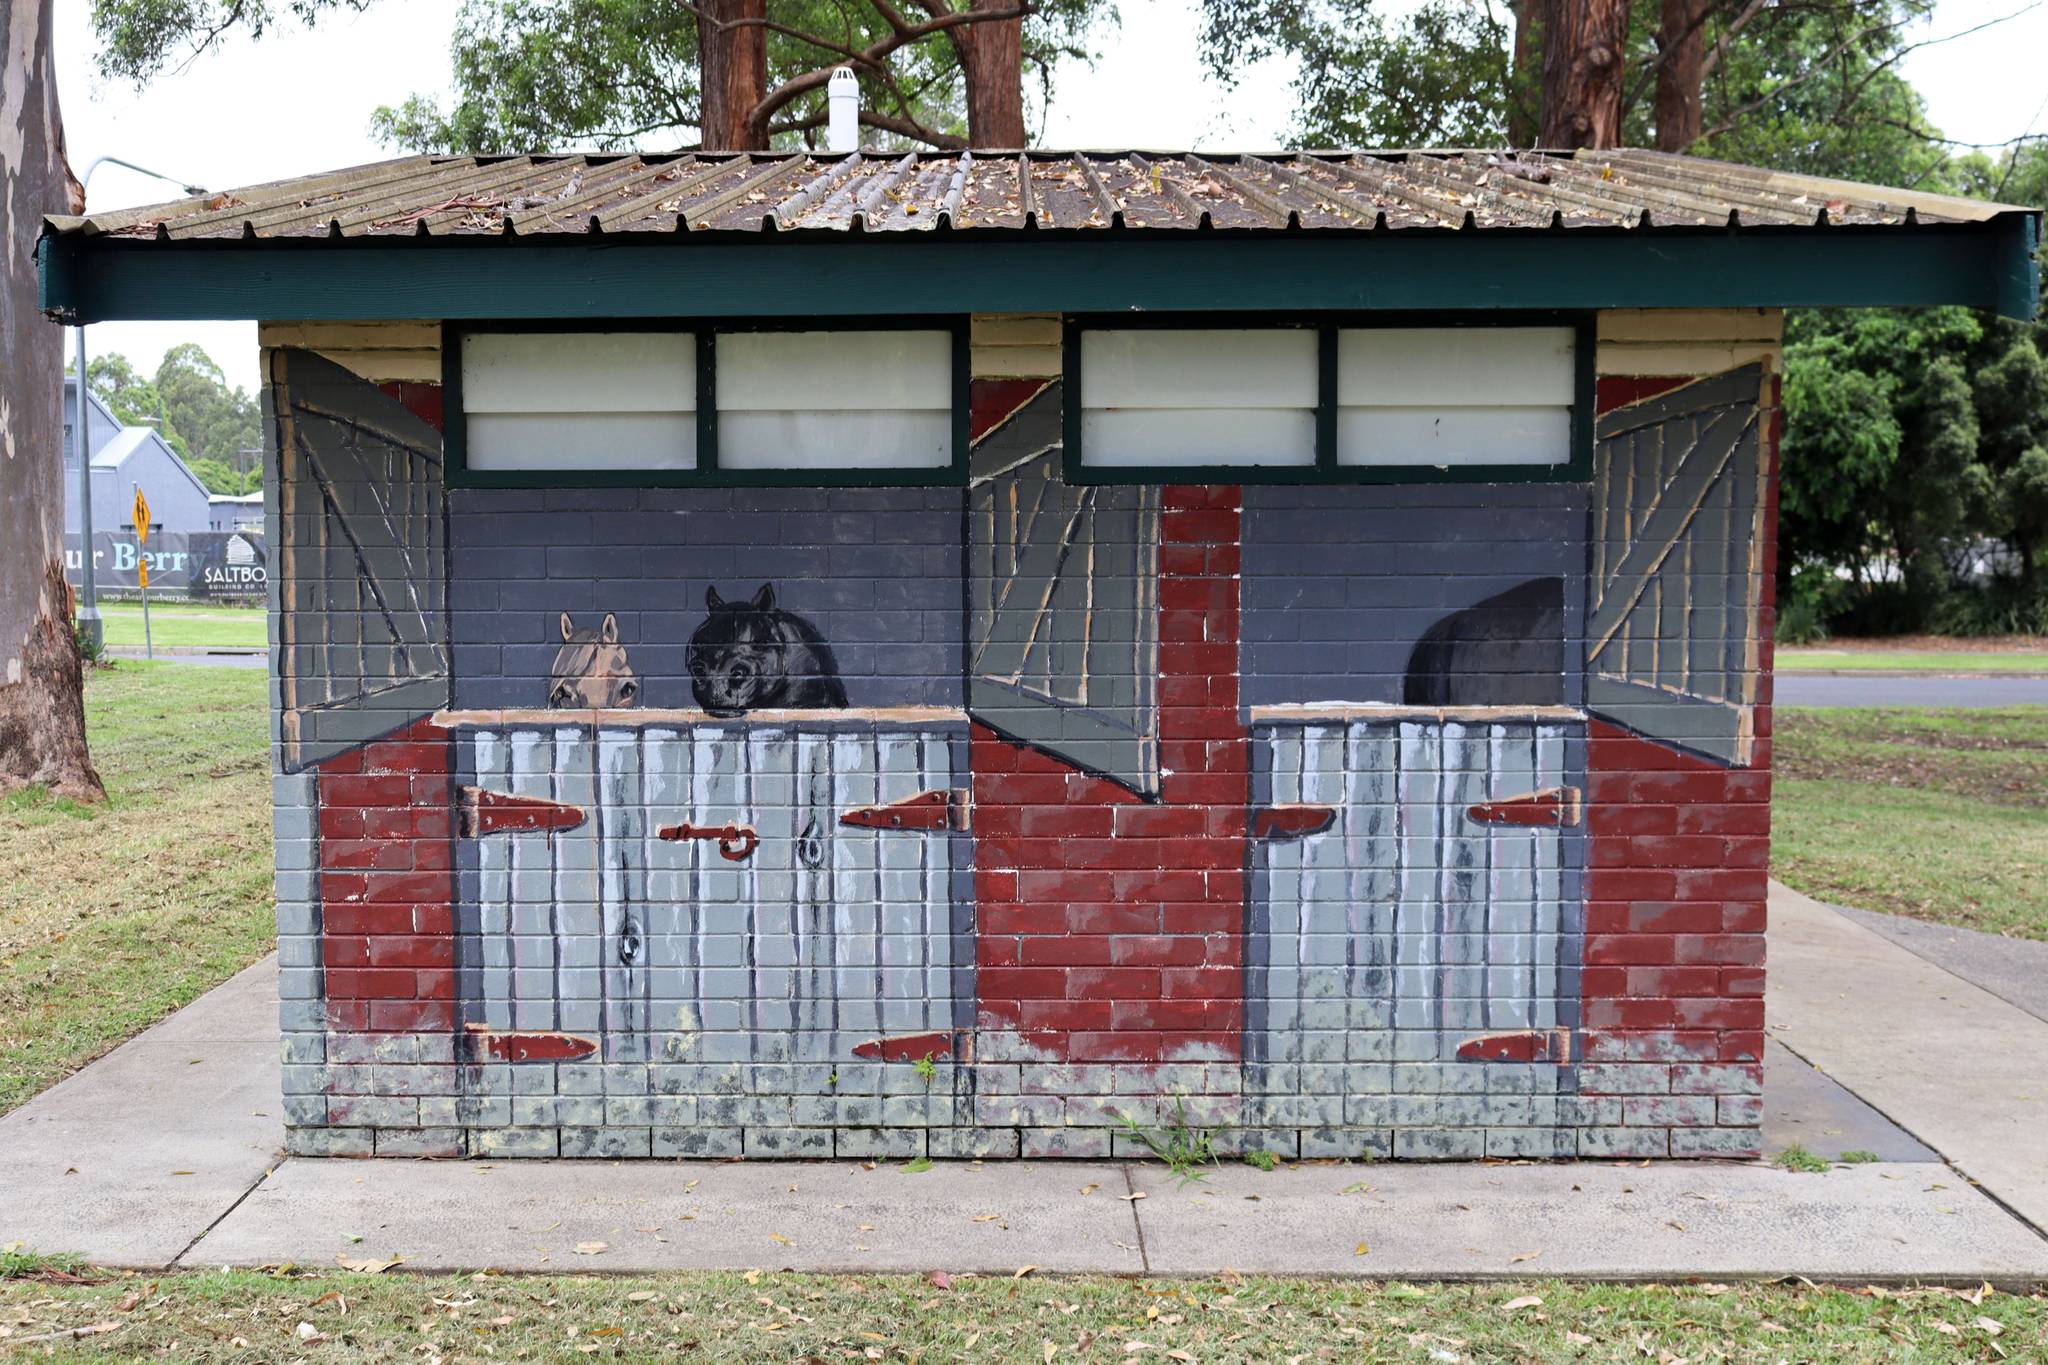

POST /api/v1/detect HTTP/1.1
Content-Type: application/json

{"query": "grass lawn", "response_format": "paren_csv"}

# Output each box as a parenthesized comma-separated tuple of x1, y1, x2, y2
(1777, 647, 2048, 673)
(0, 662, 275, 1115)
(96, 602, 267, 651)
(0, 1268, 2038, 1361)
(1771, 707, 2048, 939)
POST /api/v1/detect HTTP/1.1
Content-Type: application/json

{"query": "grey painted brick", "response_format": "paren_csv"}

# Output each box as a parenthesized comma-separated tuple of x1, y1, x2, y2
(329, 1096, 420, 1128)
(473, 1127, 562, 1158)
(282, 1095, 328, 1125)
(286, 1127, 374, 1157)
(1392, 1128, 1486, 1160)
(1672, 1126, 1762, 1158)
(1717, 1095, 1765, 1126)
(1297, 1127, 1388, 1160)
(929, 1127, 1021, 1159)
(1022, 1127, 1111, 1159)
(745, 1127, 833, 1158)
(1579, 1064, 1672, 1095)
(1671, 1064, 1762, 1095)
(561, 1126, 653, 1159)
(376, 1127, 465, 1158)
(1485, 1127, 1576, 1159)
(653, 1127, 743, 1159)
(1622, 1095, 1717, 1127)
(1579, 1127, 1670, 1158)
(836, 1127, 927, 1160)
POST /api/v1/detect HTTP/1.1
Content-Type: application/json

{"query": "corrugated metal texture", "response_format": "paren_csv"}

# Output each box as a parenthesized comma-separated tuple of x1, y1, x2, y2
(48, 147, 2025, 242)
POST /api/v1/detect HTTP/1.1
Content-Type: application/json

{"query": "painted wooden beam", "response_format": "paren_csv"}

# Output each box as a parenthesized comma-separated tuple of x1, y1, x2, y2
(39, 216, 2041, 324)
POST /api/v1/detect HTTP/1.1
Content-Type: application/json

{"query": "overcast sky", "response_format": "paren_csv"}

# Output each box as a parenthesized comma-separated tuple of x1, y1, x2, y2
(56, 0, 2048, 395)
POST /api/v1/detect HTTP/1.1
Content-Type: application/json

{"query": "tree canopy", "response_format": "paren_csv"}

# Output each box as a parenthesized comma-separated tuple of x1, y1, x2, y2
(92, 0, 1110, 152)
(87, 345, 262, 496)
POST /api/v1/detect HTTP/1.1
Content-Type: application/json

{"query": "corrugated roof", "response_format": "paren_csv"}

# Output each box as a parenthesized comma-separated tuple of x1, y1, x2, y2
(45, 147, 2030, 241)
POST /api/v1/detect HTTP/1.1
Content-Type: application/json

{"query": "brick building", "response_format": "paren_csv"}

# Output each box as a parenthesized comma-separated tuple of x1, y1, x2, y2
(38, 148, 2039, 1160)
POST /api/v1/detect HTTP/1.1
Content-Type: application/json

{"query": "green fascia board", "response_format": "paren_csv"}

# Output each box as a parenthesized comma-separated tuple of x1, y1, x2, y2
(39, 215, 2042, 325)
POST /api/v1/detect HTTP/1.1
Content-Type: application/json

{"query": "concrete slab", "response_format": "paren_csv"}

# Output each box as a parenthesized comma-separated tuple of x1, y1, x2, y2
(1763, 1039, 1939, 1163)
(0, 955, 282, 1265)
(1835, 905, 2048, 1026)
(185, 1159, 1146, 1275)
(1768, 881, 2048, 1233)
(1128, 1161, 2048, 1282)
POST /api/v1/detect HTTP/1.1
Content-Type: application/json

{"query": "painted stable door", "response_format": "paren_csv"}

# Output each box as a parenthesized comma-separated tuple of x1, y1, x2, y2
(455, 719, 970, 1068)
(1246, 714, 1585, 1121)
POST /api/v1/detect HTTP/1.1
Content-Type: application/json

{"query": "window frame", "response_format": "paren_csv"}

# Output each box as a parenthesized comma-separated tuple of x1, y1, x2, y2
(1062, 312, 1595, 485)
(444, 316, 971, 489)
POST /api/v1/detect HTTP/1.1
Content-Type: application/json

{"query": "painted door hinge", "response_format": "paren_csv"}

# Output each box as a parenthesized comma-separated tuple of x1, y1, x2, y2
(1251, 804, 1337, 841)
(850, 1029, 965, 1064)
(840, 788, 969, 833)
(1466, 785, 1582, 828)
(460, 785, 587, 837)
(1456, 1028, 1574, 1065)
(465, 1024, 599, 1063)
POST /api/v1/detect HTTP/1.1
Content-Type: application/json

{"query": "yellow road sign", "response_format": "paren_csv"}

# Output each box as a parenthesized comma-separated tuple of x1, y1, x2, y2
(133, 487, 151, 545)
(137, 557, 151, 590)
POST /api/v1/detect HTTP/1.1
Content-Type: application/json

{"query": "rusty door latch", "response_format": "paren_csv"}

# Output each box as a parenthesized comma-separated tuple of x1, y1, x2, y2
(657, 820, 759, 862)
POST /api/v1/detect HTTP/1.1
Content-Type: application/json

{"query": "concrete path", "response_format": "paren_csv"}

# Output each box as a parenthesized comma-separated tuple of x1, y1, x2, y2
(1773, 674, 2048, 707)
(0, 957, 281, 1266)
(7, 923, 2046, 1281)
(183, 1155, 2045, 1283)
(1835, 905, 2048, 1026)
(1767, 881, 2048, 1233)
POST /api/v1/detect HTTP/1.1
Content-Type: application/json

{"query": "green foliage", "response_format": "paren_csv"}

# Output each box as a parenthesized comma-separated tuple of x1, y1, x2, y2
(1196, 0, 1522, 147)
(0, 1246, 87, 1280)
(1242, 1148, 1279, 1172)
(95, 0, 1107, 154)
(912, 1053, 938, 1086)
(86, 344, 261, 494)
(1837, 1149, 1880, 1164)
(1773, 1143, 1832, 1173)
(1115, 1093, 1217, 1184)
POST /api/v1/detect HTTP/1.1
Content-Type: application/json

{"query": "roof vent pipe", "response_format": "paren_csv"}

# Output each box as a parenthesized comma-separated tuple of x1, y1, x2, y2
(827, 68, 859, 153)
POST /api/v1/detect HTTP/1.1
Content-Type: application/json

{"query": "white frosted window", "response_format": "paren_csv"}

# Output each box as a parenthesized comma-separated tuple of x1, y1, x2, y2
(716, 330, 953, 469)
(1337, 327, 1575, 467)
(1080, 329, 1317, 467)
(461, 332, 696, 471)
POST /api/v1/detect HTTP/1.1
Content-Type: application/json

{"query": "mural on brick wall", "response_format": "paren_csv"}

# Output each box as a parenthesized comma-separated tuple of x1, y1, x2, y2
(269, 344, 1773, 1161)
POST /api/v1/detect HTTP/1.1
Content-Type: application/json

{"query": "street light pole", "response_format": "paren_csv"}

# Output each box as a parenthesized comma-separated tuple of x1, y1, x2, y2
(70, 156, 206, 653)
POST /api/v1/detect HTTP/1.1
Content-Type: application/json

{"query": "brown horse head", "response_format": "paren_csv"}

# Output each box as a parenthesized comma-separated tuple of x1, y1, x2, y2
(549, 612, 639, 709)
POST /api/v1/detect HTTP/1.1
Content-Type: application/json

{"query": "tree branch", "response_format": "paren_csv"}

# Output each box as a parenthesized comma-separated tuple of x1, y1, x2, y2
(744, 0, 1033, 132)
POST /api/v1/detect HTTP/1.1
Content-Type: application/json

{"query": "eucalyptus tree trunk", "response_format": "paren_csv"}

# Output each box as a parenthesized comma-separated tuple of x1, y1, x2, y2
(1540, 0, 1631, 149)
(959, 0, 1026, 147)
(0, 0, 103, 801)
(1655, 0, 1708, 151)
(696, 0, 769, 150)
(1509, 0, 1546, 148)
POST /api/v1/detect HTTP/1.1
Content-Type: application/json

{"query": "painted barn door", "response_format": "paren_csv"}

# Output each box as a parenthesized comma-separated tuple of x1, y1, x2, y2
(269, 348, 449, 771)
(1246, 715, 1582, 1104)
(1588, 365, 1767, 765)
(459, 720, 967, 1066)
(968, 383, 1162, 796)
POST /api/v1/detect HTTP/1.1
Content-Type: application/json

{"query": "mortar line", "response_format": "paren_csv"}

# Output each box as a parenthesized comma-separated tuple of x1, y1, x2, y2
(1118, 1162, 1152, 1273)
(168, 1154, 286, 1269)
(1767, 1031, 2048, 1245)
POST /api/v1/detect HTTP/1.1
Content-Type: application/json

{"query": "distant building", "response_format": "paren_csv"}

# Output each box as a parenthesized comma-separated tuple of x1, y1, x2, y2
(209, 492, 266, 533)
(61, 373, 216, 538)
